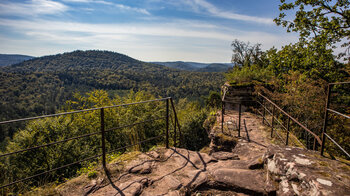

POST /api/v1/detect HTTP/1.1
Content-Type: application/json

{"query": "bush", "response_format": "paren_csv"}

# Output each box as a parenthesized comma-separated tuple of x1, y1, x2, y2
(176, 99, 210, 151)
(225, 64, 274, 85)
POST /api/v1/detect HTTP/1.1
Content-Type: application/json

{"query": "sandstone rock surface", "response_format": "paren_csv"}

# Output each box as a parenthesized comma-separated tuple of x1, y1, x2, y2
(56, 110, 350, 196)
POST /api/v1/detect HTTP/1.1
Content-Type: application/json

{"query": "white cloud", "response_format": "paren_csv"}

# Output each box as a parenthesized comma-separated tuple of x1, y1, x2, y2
(189, 0, 273, 25)
(0, 18, 297, 62)
(0, 19, 234, 40)
(114, 4, 150, 15)
(0, 0, 68, 16)
(63, 0, 93, 2)
(63, 0, 150, 15)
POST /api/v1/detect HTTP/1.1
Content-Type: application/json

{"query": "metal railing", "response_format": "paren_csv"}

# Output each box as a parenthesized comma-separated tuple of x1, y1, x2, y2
(321, 82, 350, 158)
(0, 97, 181, 190)
(221, 82, 349, 160)
(256, 93, 322, 149)
(221, 86, 255, 138)
(221, 99, 256, 139)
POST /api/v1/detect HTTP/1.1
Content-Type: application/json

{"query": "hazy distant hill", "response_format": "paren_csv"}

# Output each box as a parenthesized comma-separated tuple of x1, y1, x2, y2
(151, 61, 198, 71)
(198, 63, 232, 72)
(152, 61, 233, 72)
(0, 50, 224, 129)
(0, 54, 34, 66)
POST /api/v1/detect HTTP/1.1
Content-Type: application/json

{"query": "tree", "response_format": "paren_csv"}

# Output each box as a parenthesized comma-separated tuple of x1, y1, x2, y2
(265, 42, 348, 82)
(275, 0, 350, 61)
(231, 39, 265, 67)
(206, 91, 221, 109)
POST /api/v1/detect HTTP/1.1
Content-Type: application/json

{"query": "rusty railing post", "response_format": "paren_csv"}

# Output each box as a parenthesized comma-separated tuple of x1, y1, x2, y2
(170, 98, 181, 147)
(313, 137, 317, 150)
(286, 117, 290, 145)
(262, 99, 265, 124)
(165, 98, 169, 148)
(243, 119, 250, 142)
(174, 121, 177, 147)
(238, 103, 241, 137)
(170, 98, 177, 147)
(221, 101, 224, 133)
(271, 105, 275, 138)
(321, 84, 331, 156)
(178, 120, 182, 147)
(100, 108, 106, 169)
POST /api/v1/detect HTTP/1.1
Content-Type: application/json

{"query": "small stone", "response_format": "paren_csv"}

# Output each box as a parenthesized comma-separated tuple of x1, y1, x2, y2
(147, 151, 160, 159)
(211, 151, 239, 160)
(291, 183, 300, 195)
(299, 173, 306, 179)
(267, 159, 280, 174)
(293, 155, 313, 165)
(316, 178, 333, 186)
(127, 160, 153, 174)
(115, 182, 143, 196)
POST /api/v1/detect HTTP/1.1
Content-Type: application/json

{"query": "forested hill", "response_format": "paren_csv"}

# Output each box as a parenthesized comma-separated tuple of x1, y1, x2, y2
(4, 50, 164, 72)
(0, 54, 34, 67)
(151, 61, 233, 72)
(0, 50, 224, 138)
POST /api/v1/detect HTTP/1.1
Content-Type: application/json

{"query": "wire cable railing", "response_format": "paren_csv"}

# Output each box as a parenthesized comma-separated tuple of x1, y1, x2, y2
(0, 97, 181, 191)
(320, 82, 350, 159)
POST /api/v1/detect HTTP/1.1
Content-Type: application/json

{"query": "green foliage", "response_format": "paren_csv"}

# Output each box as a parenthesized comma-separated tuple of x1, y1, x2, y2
(0, 50, 224, 143)
(275, 0, 350, 61)
(262, 0, 350, 158)
(265, 42, 348, 82)
(0, 90, 165, 193)
(231, 39, 265, 67)
(176, 99, 210, 151)
(205, 91, 222, 109)
(324, 84, 350, 157)
(267, 71, 327, 134)
(226, 0, 350, 157)
(0, 89, 215, 194)
(203, 113, 216, 133)
(225, 64, 275, 85)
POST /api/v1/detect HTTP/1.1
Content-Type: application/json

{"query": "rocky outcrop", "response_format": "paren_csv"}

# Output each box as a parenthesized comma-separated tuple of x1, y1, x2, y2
(56, 110, 350, 196)
(264, 145, 350, 196)
(222, 82, 254, 111)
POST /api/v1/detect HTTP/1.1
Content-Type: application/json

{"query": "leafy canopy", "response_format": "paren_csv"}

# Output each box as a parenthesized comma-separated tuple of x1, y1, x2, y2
(275, 0, 350, 60)
(231, 39, 265, 67)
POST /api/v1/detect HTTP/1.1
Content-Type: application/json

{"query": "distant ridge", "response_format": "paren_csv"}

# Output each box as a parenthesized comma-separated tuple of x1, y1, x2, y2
(0, 54, 34, 66)
(151, 61, 233, 72)
(0, 50, 224, 123)
(5, 50, 164, 72)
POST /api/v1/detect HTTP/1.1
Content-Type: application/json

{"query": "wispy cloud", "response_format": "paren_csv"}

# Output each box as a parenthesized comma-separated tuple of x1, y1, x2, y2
(0, 19, 233, 41)
(114, 4, 150, 15)
(0, 18, 296, 48)
(0, 0, 68, 16)
(63, 0, 150, 15)
(0, 1, 296, 62)
(63, 0, 113, 5)
(188, 0, 273, 25)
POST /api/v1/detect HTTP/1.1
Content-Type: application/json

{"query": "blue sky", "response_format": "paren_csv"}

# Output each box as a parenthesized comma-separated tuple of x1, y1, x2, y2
(0, 0, 298, 63)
